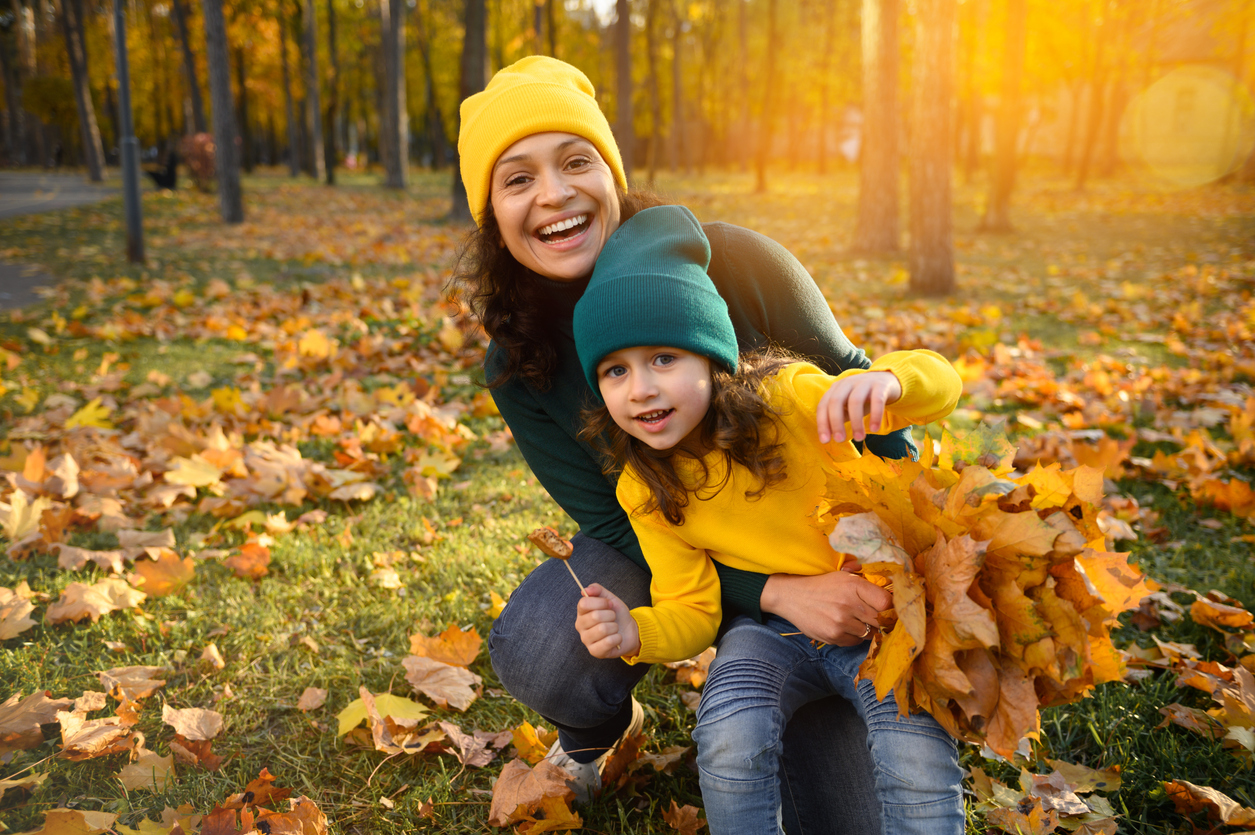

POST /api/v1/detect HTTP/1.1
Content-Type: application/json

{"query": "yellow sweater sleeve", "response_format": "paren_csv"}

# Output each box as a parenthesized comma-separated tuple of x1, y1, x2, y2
(785, 350, 962, 437)
(616, 476, 723, 665)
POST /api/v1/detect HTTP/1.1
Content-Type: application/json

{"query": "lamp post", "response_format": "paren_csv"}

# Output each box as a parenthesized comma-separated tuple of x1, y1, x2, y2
(113, 0, 144, 263)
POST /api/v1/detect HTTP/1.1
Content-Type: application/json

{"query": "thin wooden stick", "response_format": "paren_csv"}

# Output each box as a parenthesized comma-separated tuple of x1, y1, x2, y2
(563, 560, 589, 596)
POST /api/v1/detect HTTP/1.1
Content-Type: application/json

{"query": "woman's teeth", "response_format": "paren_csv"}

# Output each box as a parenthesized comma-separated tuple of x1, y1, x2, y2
(538, 214, 588, 239)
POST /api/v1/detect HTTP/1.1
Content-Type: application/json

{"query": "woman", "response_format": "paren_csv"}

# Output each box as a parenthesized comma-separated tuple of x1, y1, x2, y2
(454, 56, 909, 831)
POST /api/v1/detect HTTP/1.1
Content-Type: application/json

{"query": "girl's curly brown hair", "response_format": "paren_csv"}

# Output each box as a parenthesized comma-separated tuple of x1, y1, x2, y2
(450, 187, 663, 391)
(578, 349, 798, 525)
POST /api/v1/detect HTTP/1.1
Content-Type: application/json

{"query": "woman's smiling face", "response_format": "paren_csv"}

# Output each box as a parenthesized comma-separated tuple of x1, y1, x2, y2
(489, 132, 622, 282)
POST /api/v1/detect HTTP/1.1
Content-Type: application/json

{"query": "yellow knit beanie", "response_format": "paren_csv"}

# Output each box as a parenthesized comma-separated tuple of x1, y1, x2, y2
(458, 56, 627, 227)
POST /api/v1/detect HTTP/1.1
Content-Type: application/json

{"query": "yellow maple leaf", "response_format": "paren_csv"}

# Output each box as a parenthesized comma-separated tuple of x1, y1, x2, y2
(163, 455, 223, 488)
(65, 397, 114, 430)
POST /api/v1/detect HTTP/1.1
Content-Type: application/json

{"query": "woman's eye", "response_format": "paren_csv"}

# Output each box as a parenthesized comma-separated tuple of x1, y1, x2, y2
(504, 173, 529, 187)
(567, 157, 590, 170)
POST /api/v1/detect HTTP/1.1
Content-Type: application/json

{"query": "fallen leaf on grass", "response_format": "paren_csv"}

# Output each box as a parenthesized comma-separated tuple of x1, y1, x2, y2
(665, 647, 716, 689)
(1, 691, 74, 755)
(408, 623, 483, 667)
(337, 691, 428, 736)
(403, 655, 482, 711)
(0, 582, 37, 639)
(98, 666, 168, 701)
(515, 794, 583, 833)
(254, 796, 328, 834)
(511, 721, 551, 765)
(662, 800, 707, 834)
(438, 720, 511, 768)
(488, 758, 576, 827)
(0, 770, 48, 799)
(169, 734, 224, 771)
(129, 548, 196, 597)
(354, 687, 444, 755)
(1163, 779, 1255, 827)
(52, 544, 127, 573)
(116, 746, 176, 791)
(58, 704, 138, 760)
(631, 745, 692, 774)
(14, 808, 118, 834)
(223, 540, 270, 579)
(162, 705, 223, 740)
(297, 687, 327, 711)
(201, 643, 225, 670)
(985, 797, 1060, 835)
(221, 767, 292, 809)
(1191, 594, 1255, 633)
(46, 578, 146, 624)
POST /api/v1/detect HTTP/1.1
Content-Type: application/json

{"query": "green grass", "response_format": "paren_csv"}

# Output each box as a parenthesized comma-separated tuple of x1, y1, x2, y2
(2, 165, 1254, 834)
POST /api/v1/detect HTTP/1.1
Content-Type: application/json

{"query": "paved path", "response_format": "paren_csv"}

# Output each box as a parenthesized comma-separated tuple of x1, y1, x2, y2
(0, 171, 119, 310)
(0, 171, 118, 219)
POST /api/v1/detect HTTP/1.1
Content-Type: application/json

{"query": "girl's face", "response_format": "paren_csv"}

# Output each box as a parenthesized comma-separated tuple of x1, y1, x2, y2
(596, 346, 713, 451)
(489, 132, 621, 282)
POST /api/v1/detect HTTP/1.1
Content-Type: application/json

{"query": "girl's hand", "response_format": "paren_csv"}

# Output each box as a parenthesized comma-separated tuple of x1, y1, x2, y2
(575, 583, 642, 659)
(760, 569, 892, 647)
(817, 371, 903, 444)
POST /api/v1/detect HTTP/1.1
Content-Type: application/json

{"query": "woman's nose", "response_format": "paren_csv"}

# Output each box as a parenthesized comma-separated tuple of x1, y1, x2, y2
(536, 168, 576, 205)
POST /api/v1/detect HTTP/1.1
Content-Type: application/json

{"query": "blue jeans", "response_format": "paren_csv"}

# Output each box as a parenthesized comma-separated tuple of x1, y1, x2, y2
(694, 615, 964, 835)
(488, 534, 882, 834)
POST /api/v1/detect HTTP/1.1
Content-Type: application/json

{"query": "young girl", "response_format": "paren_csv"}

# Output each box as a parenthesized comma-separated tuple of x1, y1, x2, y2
(571, 205, 966, 835)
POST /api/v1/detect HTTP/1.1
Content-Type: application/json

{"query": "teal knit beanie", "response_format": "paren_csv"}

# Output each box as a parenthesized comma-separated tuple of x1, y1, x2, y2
(574, 205, 739, 399)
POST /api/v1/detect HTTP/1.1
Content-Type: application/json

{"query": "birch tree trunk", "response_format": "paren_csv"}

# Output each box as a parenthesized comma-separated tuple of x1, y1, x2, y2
(852, 0, 900, 253)
(981, 0, 1026, 232)
(59, 0, 104, 180)
(908, 0, 956, 296)
(170, 0, 206, 133)
(202, 0, 243, 222)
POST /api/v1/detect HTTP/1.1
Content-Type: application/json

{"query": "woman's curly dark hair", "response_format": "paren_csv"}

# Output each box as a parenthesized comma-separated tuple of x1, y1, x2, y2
(578, 348, 798, 525)
(450, 186, 664, 391)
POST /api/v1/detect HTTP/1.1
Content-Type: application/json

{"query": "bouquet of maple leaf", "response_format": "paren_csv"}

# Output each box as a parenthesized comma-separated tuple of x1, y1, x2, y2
(815, 426, 1152, 759)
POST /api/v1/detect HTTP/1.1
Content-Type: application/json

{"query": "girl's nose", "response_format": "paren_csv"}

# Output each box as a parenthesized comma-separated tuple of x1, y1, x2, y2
(629, 371, 658, 400)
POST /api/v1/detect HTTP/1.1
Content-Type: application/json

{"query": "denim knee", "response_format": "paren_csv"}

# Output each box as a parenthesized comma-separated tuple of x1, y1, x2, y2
(693, 703, 784, 787)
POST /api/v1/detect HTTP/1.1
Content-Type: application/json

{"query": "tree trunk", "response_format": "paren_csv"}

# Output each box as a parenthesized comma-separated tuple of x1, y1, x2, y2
(670, 0, 685, 173)
(202, 0, 244, 221)
(754, 0, 778, 193)
(546, 0, 556, 58)
(1073, 16, 1108, 192)
(980, 0, 1026, 232)
(304, 0, 325, 181)
(451, 0, 486, 219)
(324, 0, 337, 184)
(645, 0, 660, 185)
(735, 0, 751, 169)
(235, 46, 253, 173)
(380, 0, 407, 188)
(958, 0, 984, 182)
(614, 0, 634, 181)
(414, 0, 447, 170)
(0, 24, 24, 164)
(169, 0, 206, 133)
(908, 0, 956, 296)
(533, 0, 543, 54)
(817, 0, 837, 176)
(59, 0, 104, 180)
(852, 0, 899, 253)
(280, 3, 299, 177)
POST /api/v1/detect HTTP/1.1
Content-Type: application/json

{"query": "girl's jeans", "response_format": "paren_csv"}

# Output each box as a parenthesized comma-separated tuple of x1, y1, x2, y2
(488, 533, 883, 834)
(694, 615, 965, 835)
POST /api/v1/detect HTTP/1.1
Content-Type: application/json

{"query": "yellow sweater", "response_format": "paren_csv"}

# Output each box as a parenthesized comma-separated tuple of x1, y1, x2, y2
(617, 352, 962, 664)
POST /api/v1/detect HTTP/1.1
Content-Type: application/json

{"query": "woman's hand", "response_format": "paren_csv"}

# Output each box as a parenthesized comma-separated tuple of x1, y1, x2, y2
(575, 583, 642, 659)
(760, 567, 892, 646)
(817, 371, 903, 444)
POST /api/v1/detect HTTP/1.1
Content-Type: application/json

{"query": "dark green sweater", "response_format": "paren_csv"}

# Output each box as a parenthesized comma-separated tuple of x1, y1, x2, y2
(486, 221, 917, 622)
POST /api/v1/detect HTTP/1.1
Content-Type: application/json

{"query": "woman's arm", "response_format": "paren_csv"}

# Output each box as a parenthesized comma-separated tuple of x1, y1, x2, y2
(490, 373, 644, 565)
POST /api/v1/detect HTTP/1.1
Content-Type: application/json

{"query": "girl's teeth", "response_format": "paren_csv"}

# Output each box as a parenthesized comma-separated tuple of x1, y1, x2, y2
(539, 215, 588, 237)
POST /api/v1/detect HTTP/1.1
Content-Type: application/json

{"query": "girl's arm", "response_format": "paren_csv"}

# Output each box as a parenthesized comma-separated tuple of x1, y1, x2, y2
(815, 350, 963, 444)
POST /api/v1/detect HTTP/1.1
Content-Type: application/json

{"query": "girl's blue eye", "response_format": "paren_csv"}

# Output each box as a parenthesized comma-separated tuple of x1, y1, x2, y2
(603, 365, 626, 378)
(655, 354, 675, 366)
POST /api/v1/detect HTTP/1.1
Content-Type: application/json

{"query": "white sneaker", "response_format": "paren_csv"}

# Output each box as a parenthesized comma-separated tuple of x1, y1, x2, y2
(546, 697, 645, 803)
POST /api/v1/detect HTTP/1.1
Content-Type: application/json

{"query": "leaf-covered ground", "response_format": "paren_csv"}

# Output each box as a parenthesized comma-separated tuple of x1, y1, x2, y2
(1, 168, 1253, 835)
